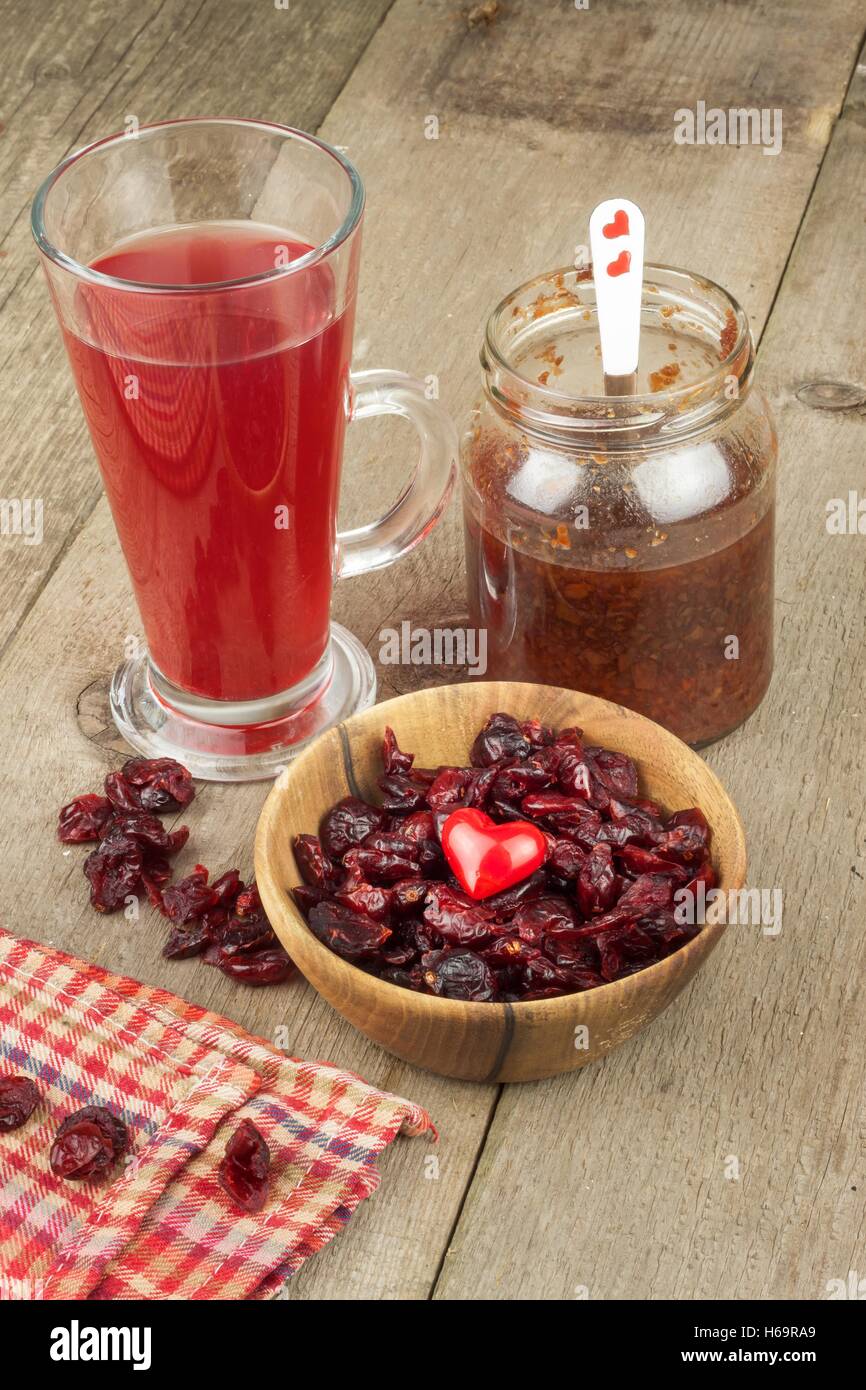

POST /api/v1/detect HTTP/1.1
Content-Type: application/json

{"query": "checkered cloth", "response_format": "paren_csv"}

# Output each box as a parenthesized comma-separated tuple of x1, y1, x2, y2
(0, 928, 432, 1300)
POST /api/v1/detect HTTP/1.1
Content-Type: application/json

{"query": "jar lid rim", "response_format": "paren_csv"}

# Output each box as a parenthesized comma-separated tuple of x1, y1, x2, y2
(482, 262, 752, 437)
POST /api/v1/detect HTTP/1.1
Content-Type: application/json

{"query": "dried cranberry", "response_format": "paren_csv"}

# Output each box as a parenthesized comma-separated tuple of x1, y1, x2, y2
(210, 869, 243, 906)
(577, 843, 620, 917)
(320, 796, 387, 860)
(160, 866, 213, 924)
(548, 839, 586, 881)
(163, 922, 210, 959)
(217, 1119, 270, 1212)
(335, 880, 394, 921)
(426, 767, 473, 813)
(0, 1075, 40, 1132)
(596, 924, 660, 981)
(421, 948, 498, 1001)
(520, 719, 555, 747)
(577, 873, 675, 936)
(349, 847, 422, 884)
(521, 956, 576, 993)
(217, 946, 294, 986)
(542, 931, 599, 971)
(103, 812, 189, 855)
(513, 895, 578, 944)
(655, 815, 711, 865)
(399, 811, 437, 844)
(617, 844, 690, 882)
(234, 884, 263, 918)
(391, 879, 430, 915)
(103, 770, 142, 812)
(556, 749, 594, 800)
(378, 774, 428, 812)
(382, 726, 414, 775)
(484, 868, 548, 918)
(640, 910, 701, 956)
(293, 835, 337, 889)
(682, 863, 717, 899)
(380, 928, 418, 967)
(588, 748, 639, 802)
(381, 967, 418, 989)
(423, 883, 496, 946)
(520, 793, 602, 847)
(292, 884, 330, 916)
(470, 713, 530, 767)
(220, 916, 277, 957)
(57, 794, 114, 843)
(492, 763, 554, 803)
(50, 1105, 128, 1180)
(119, 756, 195, 810)
(83, 837, 143, 913)
(308, 901, 391, 961)
(481, 936, 540, 969)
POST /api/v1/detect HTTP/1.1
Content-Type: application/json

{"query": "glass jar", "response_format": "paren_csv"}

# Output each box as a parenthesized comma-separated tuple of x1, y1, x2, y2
(461, 265, 776, 747)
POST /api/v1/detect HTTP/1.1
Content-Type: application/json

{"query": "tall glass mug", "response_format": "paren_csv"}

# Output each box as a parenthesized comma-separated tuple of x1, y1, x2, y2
(33, 119, 456, 779)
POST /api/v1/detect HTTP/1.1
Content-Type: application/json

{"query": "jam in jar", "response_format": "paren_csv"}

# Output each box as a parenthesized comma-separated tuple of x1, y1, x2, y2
(461, 265, 776, 746)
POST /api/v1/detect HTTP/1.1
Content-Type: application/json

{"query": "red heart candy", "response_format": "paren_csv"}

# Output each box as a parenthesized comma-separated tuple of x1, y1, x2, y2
(603, 208, 630, 239)
(606, 250, 631, 277)
(441, 807, 547, 901)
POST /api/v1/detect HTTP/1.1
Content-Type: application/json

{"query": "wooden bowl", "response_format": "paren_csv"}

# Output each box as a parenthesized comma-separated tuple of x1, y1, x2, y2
(255, 682, 746, 1083)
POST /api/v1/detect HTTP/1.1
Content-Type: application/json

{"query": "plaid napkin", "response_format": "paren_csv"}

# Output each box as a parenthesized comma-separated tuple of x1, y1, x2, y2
(0, 928, 432, 1300)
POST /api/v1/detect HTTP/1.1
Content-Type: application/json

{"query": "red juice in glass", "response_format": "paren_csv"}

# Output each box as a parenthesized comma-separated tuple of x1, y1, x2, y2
(63, 221, 355, 702)
(35, 120, 456, 780)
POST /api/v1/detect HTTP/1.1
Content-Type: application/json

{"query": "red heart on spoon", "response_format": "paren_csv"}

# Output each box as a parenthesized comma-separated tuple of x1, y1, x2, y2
(441, 807, 548, 901)
(602, 208, 630, 238)
(606, 249, 631, 277)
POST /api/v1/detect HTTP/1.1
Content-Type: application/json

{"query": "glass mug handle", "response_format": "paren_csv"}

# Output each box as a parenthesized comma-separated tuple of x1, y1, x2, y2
(336, 369, 457, 578)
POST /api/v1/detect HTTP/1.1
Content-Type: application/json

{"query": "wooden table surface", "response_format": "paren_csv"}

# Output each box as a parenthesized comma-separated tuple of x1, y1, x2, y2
(1, 0, 864, 1300)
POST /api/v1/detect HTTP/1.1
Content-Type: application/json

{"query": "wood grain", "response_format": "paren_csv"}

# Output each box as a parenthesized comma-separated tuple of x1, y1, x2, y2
(433, 30, 866, 1302)
(0, 0, 863, 1299)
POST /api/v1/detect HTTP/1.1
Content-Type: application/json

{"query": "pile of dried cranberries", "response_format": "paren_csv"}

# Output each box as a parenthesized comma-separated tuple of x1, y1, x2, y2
(58, 757, 294, 987)
(291, 714, 715, 1002)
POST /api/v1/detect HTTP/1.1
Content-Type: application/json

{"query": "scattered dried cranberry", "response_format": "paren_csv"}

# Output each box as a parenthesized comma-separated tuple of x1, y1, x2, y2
(160, 865, 214, 923)
(216, 946, 294, 986)
(218, 1119, 270, 1212)
(57, 794, 114, 843)
(83, 836, 144, 913)
(108, 757, 195, 812)
(0, 1075, 40, 1132)
(290, 717, 715, 1002)
(49, 1105, 128, 1181)
(57, 760, 290, 990)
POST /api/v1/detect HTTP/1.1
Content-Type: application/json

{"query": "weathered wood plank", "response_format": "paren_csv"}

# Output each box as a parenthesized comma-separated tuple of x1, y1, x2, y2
(1, 0, 863, 1299)
(433, 33, 866, 1301)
